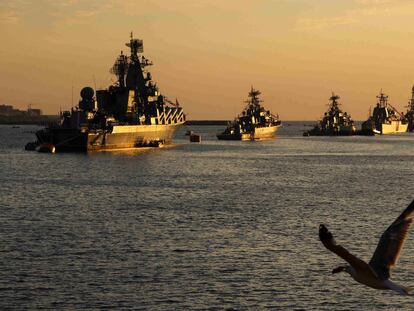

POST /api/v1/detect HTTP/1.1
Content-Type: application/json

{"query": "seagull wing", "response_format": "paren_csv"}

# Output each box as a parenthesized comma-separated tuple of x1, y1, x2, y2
(369, 200, 414, 280)
(319, 224, 377, 276)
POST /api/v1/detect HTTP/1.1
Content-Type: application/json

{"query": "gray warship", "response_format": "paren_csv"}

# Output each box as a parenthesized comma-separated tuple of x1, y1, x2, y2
(304, 93, 356, 136)
(406, 86, 414, 132)
(360, 91, 407, 135)
(27, 33, 185, 152)
(217, 87, 281, 140)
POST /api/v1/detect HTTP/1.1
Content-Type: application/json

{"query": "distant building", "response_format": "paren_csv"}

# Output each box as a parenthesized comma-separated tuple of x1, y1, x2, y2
(27, 108, 42, 117)
(0, 105, 14, 116)
(0, 104, 42, 117)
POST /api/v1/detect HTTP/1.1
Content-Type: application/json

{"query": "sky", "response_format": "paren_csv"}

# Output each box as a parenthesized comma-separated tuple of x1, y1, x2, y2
(1, 0, 414, 120)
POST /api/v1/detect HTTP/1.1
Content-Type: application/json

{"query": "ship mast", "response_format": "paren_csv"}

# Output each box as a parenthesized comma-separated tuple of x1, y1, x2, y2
(126, 31, 143, 63)
(328, 92, 341, 113)
(245, 86, 263, 107)
(125, 32, 147, 91)
(123, 32, 155, 117)
(376, 91, 388, 108)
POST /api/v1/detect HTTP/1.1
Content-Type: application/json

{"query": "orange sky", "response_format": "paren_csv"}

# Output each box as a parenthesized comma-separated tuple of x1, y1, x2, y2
(1, 0, 414, 120)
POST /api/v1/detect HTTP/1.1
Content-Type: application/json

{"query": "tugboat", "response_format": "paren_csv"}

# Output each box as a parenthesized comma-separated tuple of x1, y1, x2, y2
(304, 93, 356, 136)
(406, 86, 414, 132)
(26, 33, 185, 152)
(360, 91, 408, 135)
(217, 87, 281, 140)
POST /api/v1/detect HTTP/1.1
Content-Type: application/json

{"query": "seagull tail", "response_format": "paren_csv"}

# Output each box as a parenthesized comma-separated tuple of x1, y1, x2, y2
(384, 280, 413, 295)
(403, 286, 414, 295)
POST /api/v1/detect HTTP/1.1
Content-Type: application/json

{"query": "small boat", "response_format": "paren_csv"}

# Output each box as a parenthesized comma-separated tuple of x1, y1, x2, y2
(189, 134, 201, 142)
(217, 87, 281, 140)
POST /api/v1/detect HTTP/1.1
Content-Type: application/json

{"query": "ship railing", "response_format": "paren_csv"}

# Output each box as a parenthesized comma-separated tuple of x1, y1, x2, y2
(158, 108, 173, 124)
(158, 112, 165, 124)
(168, 108, 179, 123)
(165, 110, 174, 124)
(163, 107, 173, 122)
(157, 106, 168, 124)
(156, 107, 184, 125)
(175, 109, 184, 123)
(166, 107, 180, 124)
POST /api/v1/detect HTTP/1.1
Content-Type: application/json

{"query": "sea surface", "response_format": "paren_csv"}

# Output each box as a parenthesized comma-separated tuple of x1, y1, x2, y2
(1, 122, 414, 310)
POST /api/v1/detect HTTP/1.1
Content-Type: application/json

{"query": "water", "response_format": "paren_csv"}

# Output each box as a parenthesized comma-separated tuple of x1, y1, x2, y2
(1, 123, 414, 310)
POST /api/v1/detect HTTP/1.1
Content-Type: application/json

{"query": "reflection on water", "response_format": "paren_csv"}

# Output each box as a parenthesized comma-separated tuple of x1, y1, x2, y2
(0, 123, 414, 309)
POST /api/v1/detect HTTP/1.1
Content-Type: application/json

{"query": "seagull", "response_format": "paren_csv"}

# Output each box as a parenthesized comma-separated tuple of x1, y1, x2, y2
(319, 199, 414, 295)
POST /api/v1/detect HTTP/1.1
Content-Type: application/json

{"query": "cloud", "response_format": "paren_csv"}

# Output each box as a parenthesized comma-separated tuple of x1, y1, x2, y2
(0, 0, 25, 25)
(46, 0, 113, 26)
(58, 0, 79, 6)
(351, 0, 414, 18)
(354, 0, 392, 5)
(295, 0, 414, 32)
(295, 16, 357, 31)
(0, 9, 20, 25)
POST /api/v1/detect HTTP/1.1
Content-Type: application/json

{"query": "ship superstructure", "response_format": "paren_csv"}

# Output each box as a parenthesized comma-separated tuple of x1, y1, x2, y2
(361, 91, 407, 135)
(217, 87, 281, 140)
(28, 33, 185, 152)
(304, 93, 356, 136)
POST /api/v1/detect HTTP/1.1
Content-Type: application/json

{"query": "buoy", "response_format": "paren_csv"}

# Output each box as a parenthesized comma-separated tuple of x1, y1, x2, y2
(190, 134, 201, 143)
(37, 143, 56, 153)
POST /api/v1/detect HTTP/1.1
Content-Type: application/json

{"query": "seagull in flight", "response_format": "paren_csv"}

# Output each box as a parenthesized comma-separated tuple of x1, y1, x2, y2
(319, 199, 414, 295)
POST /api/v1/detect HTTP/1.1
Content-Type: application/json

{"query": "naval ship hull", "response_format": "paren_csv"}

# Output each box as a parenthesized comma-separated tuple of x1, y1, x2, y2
(305, 126, 356, 136)
(36, 124, 182, 152)
(379, 122, 408, 134)
(360, 121, 408, 135)
(217, 125, 280, 141)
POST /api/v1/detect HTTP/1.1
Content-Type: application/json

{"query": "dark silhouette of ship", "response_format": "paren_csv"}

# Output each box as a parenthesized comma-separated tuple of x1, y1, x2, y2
(360, 91, 407, 135)
(27, 33, 185, 152)
(406, 86, 414, 132)
(304, 93, 356, 136)
(217, 87, 281, 140)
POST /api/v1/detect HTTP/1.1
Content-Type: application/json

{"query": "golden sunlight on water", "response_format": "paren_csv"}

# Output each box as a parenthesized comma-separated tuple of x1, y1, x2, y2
(0, 123, 414, 309)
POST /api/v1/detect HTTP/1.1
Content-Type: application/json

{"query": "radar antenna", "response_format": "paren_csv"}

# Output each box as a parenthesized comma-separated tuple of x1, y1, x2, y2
(245, 86, 263, 106)
(126, 33, 143, 62)
(376, 91, 388, 108)
(110, 50, 129, 87)
(328, 92, 341, 111)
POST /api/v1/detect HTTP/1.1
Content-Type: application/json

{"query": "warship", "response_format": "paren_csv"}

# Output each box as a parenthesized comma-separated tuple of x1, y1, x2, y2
(360, 91, 407, 135)
(304, 93, 356, 136)
(217, 87, 281, 140)
(26, 33, 185, 152)
(406, 86, 414, 132)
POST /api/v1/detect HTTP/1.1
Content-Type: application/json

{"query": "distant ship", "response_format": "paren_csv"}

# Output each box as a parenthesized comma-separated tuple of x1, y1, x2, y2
(406, 86, 414, 132)
(360, 91, 408, 135)
(217, 87, 281, 140)
(26, 33, 185, 152)
(304, 93, 356, 136)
